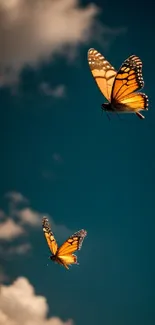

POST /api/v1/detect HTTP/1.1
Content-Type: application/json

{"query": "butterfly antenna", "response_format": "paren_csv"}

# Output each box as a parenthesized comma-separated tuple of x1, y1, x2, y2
(115, 110, 124, 121)
(105, 111, 111, 121)
(101, 105, 111, 121)
(101, 106, 111, 121)
(116, 112, 121, 120)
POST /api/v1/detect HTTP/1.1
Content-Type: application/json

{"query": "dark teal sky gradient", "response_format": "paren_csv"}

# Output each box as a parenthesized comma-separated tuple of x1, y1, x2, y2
(0, 1, 155, 325)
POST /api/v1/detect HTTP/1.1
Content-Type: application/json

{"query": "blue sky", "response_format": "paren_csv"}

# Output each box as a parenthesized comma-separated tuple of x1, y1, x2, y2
(0, 1, 155, 325)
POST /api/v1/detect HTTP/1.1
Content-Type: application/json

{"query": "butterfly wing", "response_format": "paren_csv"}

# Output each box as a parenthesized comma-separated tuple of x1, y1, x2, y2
(88, 48, 117, 102)
(111, 55, 145, 102)
(119, 92, 149, 112)
(57, 229, 87, 267)
(57, 254, 78, 270)
(42, 217, 58, 255)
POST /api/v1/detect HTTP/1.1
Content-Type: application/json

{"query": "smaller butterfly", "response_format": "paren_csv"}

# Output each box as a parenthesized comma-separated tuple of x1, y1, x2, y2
(88, 48, 149, 119)
(42, 217, 87, 270)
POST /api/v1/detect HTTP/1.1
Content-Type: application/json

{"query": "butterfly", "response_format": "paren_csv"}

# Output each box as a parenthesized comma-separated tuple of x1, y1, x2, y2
(88, 48, 149, 119)
(42, 217, 87, 270)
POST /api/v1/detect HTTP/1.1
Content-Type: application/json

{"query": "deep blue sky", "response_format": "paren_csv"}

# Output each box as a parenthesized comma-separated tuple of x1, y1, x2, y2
(0, 0, 155, 325)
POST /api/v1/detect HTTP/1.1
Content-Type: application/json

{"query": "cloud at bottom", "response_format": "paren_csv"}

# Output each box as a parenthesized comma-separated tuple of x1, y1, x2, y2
(0, 277, 73, 325)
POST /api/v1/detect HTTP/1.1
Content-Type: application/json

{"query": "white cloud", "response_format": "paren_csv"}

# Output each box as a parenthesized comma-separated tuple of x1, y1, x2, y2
(0, 277, 73, 325)
(40, 83, 66, 98)
(3, 192, 40, 230)
(0, 219, 24, 241)
(7, 243, 31, 255)
(4, 192, 28, 204)
(52, 153, 63, 163)
(0, 0, 100, 85)
(17, 208, 72, 240)
(17, 208, 41, 226)
(0, 191, 74, 256)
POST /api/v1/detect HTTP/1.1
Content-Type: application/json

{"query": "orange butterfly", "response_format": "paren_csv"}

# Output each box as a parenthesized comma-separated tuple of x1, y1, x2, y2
(88, 48, 149, 119)
(42, 217, 87, 270)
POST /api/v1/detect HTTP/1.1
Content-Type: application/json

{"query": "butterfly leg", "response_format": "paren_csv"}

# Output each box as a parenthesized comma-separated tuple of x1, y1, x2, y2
(136, 112, 145, 119)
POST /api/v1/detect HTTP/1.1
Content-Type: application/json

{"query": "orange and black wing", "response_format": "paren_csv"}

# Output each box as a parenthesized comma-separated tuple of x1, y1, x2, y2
(111, 55, 145, 102)
(88, 48, 117, 102)
(119, 92, 149, 113)
(58, 229, 87, 256)
(56, 254, 78, 270)
(56, 229, 87, 268)
(42, 217, 58, 255)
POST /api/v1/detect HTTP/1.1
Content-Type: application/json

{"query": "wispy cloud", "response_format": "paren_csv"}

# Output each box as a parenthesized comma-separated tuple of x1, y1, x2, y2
(0, 219, 24, 241)
(0, 277, 73, 325)
(0, 0, 100, 85)
(17, 208, 41, 226)
(0, 191, 73, 255)
(40, 83, 66, 98)
(52, 153, 63, 164)
(0, 192, 35, 255)
(7, 243, 31, 256)
(4, 192, 29, 204)
(0, 192, 41, 243)
(0, 0, 126, 86)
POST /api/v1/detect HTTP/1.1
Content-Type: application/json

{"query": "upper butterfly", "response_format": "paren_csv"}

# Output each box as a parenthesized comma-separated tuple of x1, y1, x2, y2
(88, 48, 149, 119)
(42, 217, 87, 270)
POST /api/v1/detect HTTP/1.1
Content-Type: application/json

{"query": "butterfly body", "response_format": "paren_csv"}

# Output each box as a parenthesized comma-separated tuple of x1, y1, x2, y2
(42, 217, 87, 270)
(50, 254, 57, 262)
(88, 48, 149, 119)
(102, 100, 143, 113)
(101, 102, 127, 116)
(50, 255, 68, 269)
